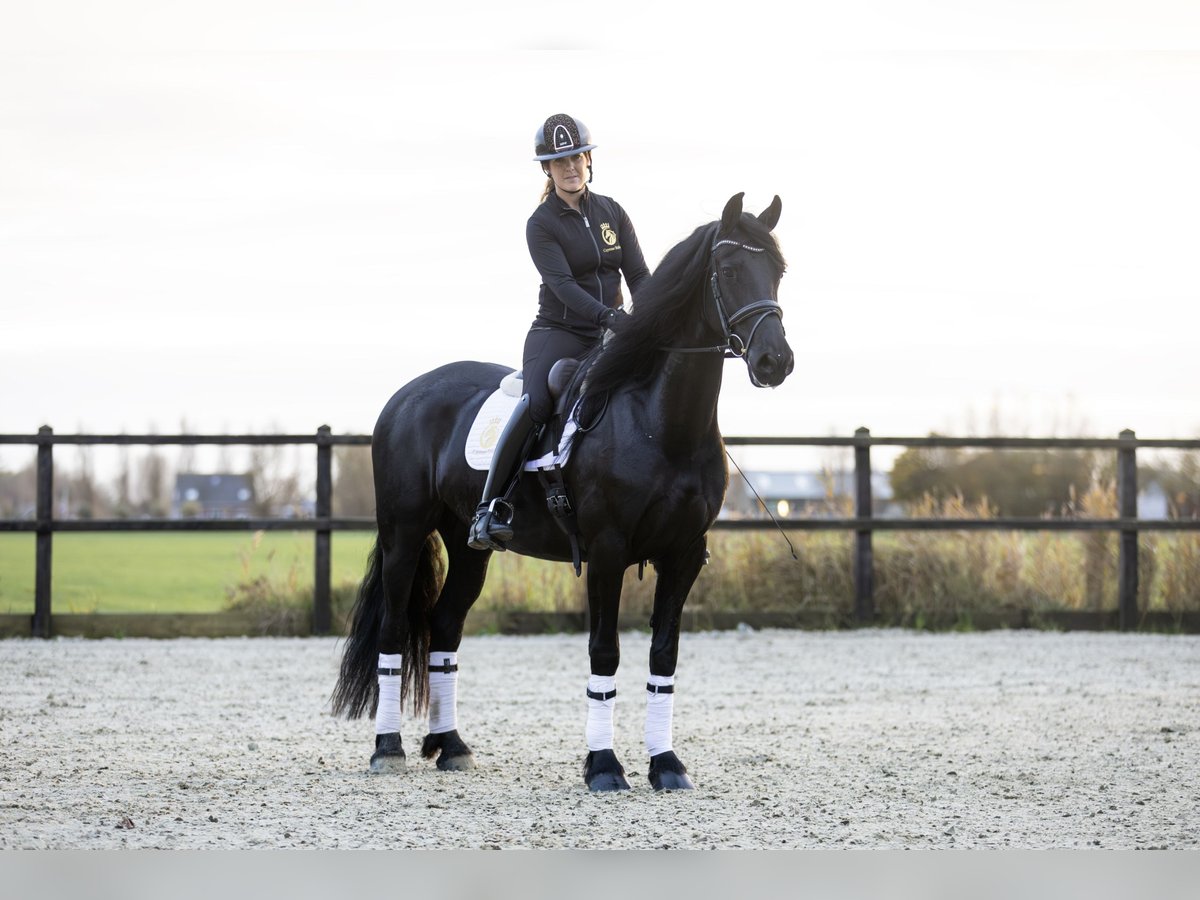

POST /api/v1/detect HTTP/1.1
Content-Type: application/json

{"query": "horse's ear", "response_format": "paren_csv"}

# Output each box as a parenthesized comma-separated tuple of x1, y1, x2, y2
(720, 192, 745, 234)
(758, 195, 782, 231)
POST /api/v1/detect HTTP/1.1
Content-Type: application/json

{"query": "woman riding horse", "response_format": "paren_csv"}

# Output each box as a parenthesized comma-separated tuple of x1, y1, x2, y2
(333, 190, 791, 792)
(467, 113, 651, 552)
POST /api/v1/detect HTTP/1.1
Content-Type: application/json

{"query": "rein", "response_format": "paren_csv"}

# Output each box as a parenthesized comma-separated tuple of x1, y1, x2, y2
(661, 237, 784, 361)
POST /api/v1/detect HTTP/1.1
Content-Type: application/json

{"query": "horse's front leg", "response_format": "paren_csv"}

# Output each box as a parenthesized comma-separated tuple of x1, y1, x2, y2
(644, 534, 707, 791)
(582, 535, 631, 792)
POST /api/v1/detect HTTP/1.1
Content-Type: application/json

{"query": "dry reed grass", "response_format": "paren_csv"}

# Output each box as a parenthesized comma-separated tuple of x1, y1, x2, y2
(226, 483, 1200, 632)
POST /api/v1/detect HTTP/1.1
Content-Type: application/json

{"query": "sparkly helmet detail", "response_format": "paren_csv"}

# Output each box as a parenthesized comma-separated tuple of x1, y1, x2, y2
(533, 113, 597, 161)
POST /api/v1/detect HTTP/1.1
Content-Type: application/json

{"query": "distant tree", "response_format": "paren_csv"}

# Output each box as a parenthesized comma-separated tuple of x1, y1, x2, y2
(0, 459, 36, 518)
(177, 418, 196, 474)
(215, 439, 234, 474)
(888, 440, 964, 504)
(1142, 452, 1200, 518)
(333, 445, 375, 517)
(70, 446, 100, 518)
(137, 448, 171, 517)
(890, 439, 1099, 516)
(113, 446, 133, 518)
(248, 442, 304, 517)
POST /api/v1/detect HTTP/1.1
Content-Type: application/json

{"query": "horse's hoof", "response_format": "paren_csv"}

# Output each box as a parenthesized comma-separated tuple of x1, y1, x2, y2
(369, 752, 407, 774)
(422, 730, 477, 772)
(588, 771, 632, 792)
(437, 752, 476, 772)
(648, 751, 694, 791)
(369, 732, 407, 774)
(650, 769, 694, 791)
(584, 749, 631, 793)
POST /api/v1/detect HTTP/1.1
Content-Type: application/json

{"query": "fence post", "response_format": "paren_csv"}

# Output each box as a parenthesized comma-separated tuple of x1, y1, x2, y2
(1117, 428, 1138, 631)
(314, 425, 333, 635)
(34, 425, 54, 639)
(854, 426, 875, 624)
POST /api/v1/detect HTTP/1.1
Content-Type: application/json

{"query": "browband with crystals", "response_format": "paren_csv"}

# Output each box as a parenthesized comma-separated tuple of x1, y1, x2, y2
(712, 239, 766, 253)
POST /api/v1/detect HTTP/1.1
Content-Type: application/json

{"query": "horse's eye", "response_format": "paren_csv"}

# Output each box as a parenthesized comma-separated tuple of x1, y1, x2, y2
(721, 266, 736, 280)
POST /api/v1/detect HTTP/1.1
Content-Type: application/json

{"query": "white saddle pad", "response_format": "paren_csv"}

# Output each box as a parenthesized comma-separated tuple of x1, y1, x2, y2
(464, 385, 581, 472)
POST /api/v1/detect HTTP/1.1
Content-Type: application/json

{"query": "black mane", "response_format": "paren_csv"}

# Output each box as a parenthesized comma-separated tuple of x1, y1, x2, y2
(583, 212, 786, 398)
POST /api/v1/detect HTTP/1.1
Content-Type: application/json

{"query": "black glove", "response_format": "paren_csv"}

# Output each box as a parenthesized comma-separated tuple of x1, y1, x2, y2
(602, 308, 633, 333)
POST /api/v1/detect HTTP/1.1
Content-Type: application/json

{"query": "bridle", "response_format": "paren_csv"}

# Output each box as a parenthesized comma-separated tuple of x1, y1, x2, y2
(663, 237, 784, 360)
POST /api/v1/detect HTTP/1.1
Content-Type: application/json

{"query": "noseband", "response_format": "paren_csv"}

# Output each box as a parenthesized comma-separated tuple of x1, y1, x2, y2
(665, 238, 784, 358)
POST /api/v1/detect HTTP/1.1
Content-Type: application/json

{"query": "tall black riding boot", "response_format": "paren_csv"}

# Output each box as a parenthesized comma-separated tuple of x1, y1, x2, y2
(467, 395, 537, 551)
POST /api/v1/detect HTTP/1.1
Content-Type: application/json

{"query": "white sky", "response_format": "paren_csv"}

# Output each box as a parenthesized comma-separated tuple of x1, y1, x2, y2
(3, 1, 1200, 475)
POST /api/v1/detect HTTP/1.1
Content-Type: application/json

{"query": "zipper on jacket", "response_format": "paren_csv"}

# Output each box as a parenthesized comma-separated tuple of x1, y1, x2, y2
(559, 205, 605, 320)
(579, 208, 604, 310)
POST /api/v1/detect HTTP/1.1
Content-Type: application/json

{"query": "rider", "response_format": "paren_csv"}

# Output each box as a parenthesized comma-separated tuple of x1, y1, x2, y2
(467, 113, 652, 551)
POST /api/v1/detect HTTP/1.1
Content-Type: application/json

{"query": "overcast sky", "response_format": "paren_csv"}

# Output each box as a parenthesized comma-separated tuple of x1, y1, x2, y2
(3, 2, 1199, 474)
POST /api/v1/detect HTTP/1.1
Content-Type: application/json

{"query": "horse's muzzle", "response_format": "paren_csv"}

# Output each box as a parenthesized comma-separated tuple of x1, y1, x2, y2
(749, 345, 794, 388)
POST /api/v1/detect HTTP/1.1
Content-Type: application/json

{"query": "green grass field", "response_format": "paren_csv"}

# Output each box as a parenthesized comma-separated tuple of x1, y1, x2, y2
(0, 532, 377, 614)
(3, 526, 1197, 621)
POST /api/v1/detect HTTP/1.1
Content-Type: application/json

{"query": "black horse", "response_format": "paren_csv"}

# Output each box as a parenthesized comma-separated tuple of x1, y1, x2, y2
(332, 192, 792, 792)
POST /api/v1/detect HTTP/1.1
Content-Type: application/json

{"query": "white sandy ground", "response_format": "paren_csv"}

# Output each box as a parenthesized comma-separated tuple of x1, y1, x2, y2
(0, 628, 1197, 850)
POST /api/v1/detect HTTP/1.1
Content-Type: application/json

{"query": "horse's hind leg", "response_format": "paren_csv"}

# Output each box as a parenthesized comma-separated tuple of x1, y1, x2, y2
(369, 525, 435, 774)
(420, 518, 492, 772)
(643, 536, 707, 791)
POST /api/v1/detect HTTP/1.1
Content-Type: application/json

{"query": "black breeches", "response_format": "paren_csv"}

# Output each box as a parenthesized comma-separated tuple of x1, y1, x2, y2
(521, 326, 598, 424)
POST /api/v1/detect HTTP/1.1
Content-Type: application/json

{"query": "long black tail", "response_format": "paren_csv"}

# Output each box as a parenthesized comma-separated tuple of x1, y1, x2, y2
(330, 532, 444, 719)
(400, 533, 444, 716)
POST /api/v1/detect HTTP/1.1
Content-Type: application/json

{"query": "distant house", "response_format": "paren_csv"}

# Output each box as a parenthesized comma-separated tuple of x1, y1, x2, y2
(721, 470, 900, 520)
(172, 473, 255, 519)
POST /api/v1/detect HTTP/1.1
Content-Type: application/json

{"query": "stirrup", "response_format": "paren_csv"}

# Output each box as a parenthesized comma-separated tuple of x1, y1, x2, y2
(467, 499, 514, 551)
(485, 498, 514, 541)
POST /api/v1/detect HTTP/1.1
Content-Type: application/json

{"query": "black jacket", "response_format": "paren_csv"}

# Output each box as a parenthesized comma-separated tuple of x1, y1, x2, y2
(526, 189, 651, 335)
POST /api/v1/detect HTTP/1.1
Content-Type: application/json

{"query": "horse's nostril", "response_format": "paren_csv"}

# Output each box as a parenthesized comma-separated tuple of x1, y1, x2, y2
(751, 349, 793, 386)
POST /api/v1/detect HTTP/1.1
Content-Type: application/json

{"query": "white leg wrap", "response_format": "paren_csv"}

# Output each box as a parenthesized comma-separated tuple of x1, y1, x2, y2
(375, 653, 403, 735)
(644, 673, 675, 757)
(585, 674, 617, 751)
(428, 651, 459, 734)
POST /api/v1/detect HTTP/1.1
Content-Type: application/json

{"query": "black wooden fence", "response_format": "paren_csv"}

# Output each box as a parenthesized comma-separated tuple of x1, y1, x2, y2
(2, 426, 1198, 638)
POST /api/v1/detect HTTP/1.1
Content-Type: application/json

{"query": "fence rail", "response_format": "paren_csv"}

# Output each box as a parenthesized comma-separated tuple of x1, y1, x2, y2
(2, 426, 1198, 638)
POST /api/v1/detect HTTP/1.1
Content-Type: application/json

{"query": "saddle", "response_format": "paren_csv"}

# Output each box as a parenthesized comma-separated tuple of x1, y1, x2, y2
(537, 357, 583, 453)
(499, 357, 580, 406)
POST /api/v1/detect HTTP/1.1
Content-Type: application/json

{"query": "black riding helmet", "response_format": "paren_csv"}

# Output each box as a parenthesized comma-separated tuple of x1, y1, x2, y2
(533, 113, 597, 161)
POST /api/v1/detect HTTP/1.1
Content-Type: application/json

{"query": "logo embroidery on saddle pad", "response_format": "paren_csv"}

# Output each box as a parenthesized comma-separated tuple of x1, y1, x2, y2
(464, 383, 581, 472)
